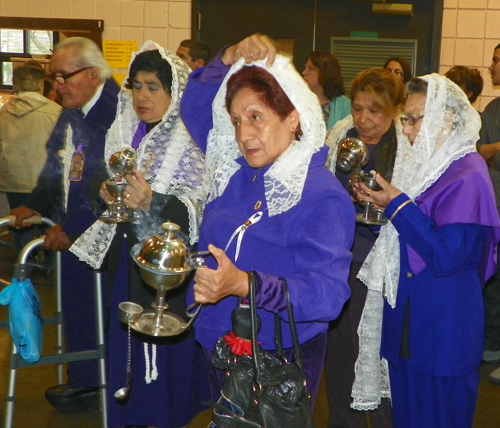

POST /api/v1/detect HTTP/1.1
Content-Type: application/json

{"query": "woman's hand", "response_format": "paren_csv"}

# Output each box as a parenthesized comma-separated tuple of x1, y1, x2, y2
(221, 33, 276, 68)
(353, 172, 402, 210)
(123, 171, 153, 211)
(193, 244, 249, 304)
(100, 181, 113, 204)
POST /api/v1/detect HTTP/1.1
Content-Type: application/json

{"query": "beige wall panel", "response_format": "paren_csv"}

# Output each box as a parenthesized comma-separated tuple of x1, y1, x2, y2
(120, 0, 144, 27)
(442, 8, 458, 38)
(166, 27, 190, 52)
(145, 1, 168, 28)
(4, 0, 27, 16)
(48, 0, 72, 18)
(144, 27, 168, 48)
(74, 0, 97, 19)
(27, 0, 49, 18)
(456, 9, 486, 38)
(459, 0, 487, 7)
(454, 38, 484, 66)
(485, 11, 500, 39)
(168, 1, 190, 28)
(97, 0, 121, 27)
(120, 26, 144, 47)
(440, 38, 456, 67)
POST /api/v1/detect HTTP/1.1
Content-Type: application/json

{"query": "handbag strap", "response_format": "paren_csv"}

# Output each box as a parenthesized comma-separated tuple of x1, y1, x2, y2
(247, 272, 307, 387)
(248, 271, 261, 385)
(274, 312, 284, 360)
(280, 278, 306, 376)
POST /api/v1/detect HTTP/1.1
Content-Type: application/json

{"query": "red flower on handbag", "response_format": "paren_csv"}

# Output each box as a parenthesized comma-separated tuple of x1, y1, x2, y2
(223, 331, 258, 357)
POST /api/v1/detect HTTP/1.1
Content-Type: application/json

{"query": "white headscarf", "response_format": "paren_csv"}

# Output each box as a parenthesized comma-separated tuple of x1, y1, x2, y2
(70, 41, 206, 269)
(205, 55, 325, 216)
(351, 74, 480, 410)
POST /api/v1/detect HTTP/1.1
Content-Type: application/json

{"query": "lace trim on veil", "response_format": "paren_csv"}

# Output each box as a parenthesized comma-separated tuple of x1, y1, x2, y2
(70, 41, 205, 269)
(351, 74, 480, 410)
(206, 55, 325, 216)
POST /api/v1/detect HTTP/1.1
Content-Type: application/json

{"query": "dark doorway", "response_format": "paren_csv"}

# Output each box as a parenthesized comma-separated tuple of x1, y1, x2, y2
(191, 0, 443, 77)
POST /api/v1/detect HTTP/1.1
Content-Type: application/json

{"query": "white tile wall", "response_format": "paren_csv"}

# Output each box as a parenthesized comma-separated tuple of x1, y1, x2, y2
(442, 2, 500, 109)
(4, 0, 28, 15)
(48, 0, 72, 19)
(442, 9, 458, 38)
(27, 0, 50, 18)
(168, 1, 190, 29)
(166, 27, 190, 52)
(120, 1, 144, 27)
(456, 9, 486, 38)
(459, 0, 488, 8)
(145, 1, 168, 28)
(144, 27, 167, 47)
(97, 0, 121, 27)
(74, 0, 97, 19)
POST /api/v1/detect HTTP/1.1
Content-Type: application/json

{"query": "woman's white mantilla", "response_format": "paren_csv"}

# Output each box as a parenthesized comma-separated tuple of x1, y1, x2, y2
(70, 41, 206, 269)
(351, 73, 480, 410)
(206, 55, 325, 217)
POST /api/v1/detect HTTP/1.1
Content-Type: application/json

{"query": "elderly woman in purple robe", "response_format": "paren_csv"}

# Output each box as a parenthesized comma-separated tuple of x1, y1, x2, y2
(70, 41, 208, 428)
(180, 34, 355, 409)
(351, 74, 500, 428)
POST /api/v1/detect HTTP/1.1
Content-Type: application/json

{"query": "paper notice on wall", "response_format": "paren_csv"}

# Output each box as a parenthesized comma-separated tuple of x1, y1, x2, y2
(103, 41, 137, 69)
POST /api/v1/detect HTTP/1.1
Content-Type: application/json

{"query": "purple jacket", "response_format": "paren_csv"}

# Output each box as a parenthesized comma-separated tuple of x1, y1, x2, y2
(382, 153, 500, 376)
(181, 54, 355, 351)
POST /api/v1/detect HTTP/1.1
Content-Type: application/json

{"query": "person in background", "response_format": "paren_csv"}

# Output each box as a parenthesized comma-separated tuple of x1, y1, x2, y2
(324, 68, 405, 428)
(302, 51, 351, 130)
(445, 65, 483, 105)
(383, 57, 412, 84)
(176, 39, 212, 71)
(0, 63, 61, 252)
(10, 37, 120, 412)
(476, 42, 500, 385)
(352, 74, 500, 428)
(180, 33, 355, 409)
(71, 41, 208, 428)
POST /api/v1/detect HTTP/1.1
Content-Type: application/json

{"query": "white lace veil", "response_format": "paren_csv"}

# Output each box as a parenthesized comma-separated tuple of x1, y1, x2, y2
(205, 55, 325, 216)
(351, 74, 480, 410)
(70, 41, 206, 269)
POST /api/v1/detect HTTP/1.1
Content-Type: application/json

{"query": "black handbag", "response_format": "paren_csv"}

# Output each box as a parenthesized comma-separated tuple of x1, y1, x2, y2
(209, 271, 316, 428)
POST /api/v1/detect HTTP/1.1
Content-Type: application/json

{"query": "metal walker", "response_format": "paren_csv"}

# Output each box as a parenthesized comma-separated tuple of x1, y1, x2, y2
(0, 215, 107, 428)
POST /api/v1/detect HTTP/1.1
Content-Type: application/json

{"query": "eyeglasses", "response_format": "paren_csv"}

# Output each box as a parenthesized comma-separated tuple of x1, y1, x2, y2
(53, 67, 92, 84)
(400, 115, 424, 126)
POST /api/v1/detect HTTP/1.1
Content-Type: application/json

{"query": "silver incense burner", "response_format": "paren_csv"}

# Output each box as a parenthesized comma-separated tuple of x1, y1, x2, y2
(336, 137, 369, 173)
(336, 137, 387, 226)
(101, 147, 137, 223)
(119, 222, 208, 337)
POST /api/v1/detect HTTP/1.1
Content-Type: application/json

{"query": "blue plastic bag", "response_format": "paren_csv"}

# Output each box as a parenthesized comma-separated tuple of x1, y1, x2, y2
(0, 278, 43, 363)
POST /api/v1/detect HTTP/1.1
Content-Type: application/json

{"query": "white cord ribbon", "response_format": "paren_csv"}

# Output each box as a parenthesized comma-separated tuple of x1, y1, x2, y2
(144, 343, 158, 384)
(224, 211, 263, 261)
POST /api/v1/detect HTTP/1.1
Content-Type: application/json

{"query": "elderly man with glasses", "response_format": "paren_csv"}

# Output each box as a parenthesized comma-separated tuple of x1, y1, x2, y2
(10, 37, 120, 413)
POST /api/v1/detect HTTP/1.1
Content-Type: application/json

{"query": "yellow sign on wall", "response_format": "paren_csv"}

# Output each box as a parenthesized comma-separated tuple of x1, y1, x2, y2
(103, 41, 137, 69)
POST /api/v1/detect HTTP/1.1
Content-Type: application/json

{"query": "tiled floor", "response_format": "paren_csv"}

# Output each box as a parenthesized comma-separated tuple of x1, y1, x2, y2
(1, 228, 500, 428)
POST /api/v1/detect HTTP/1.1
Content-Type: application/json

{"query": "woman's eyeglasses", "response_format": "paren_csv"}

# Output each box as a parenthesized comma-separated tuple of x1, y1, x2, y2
(400, 115, 424, 126)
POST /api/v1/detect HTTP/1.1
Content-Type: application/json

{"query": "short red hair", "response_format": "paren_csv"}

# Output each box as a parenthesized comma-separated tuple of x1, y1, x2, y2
(225, 66, 296, 122)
